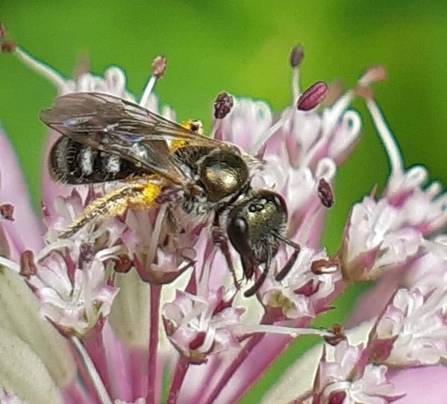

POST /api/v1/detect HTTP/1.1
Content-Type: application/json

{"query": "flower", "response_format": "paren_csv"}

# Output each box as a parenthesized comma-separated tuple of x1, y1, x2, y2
(313, 341, 401, 404)
(2, 32, 447, 404)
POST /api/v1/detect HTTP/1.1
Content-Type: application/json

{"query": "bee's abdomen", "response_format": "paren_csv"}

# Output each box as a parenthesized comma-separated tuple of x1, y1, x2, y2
(49, 137, 147, 184)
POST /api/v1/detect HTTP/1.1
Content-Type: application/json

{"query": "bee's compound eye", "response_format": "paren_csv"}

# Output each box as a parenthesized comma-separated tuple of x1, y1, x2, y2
(227, 216, 253, 259)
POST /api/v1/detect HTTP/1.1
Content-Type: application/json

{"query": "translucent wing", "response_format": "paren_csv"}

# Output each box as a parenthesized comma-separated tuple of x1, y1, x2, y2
(40, 92, 228, 186)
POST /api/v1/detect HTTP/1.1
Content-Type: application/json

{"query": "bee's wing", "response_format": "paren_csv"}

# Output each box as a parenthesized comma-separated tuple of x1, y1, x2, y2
(40, 92, 226, 186)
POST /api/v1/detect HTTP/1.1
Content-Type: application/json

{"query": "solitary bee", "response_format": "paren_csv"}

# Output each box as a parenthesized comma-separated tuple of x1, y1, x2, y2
(40, 92, 300, 296)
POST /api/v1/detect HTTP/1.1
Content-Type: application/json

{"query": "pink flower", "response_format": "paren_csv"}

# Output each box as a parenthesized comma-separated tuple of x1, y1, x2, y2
(162, 288, 244, 363)
(1, 34, 447, 404)
(339, 197, 422, 282)
(370, 287, 447, 366)
(313, 341, 400, 404)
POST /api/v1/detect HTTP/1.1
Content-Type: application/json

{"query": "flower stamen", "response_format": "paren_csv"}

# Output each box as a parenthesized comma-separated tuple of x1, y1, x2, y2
(139, 55, 167, 107)
(9, 46, 67, 91)
(365, 97, 404, 175)
(71, 335, 113, 404)
(0, 256, 21, 273)
(232, 324, 335, 339)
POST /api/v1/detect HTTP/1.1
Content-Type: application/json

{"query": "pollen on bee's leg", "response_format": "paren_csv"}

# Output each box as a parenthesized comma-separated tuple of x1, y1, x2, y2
(128, 182, 162, 210)
(60, 183, 162, 238)
(169, 139, 187, 152)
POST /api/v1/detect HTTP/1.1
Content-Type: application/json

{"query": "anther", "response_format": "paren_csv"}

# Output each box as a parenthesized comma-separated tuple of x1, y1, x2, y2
(114, 254, 132, 273)
(324, 324, 346, 346)
(0, 24, 15, 53)
(20, 250, 37, 278)
(297, 81, 328, 111)
(79, 243, 95, 269)
(317, 178, 334, 208)
(311, 257, 339, 275)
(189, 331, 206, 350)
(0, 23, 7, 39)
(213, 92, 234, 119)
(328, 391, 347, 403)
(1, 41, 15, 53)
(152, 56, 167, 79)
(290, 45, 304, 68)
(360, 65, 387, 85)
(0, 204, 14, 221)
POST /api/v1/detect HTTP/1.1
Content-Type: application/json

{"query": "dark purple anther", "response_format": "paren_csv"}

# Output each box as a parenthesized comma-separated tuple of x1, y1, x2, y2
(318, 178, 334, 208)
(214, 92, 234, 119)
(297, 81, 328, 111)
(289, 45, 304, 68)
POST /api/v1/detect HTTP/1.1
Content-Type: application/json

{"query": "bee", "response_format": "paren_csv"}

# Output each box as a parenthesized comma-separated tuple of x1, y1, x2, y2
(40, 92, 300, 297)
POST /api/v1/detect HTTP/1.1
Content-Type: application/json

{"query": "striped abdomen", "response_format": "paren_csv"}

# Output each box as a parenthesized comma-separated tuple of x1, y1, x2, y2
(49, 136, 148, 184)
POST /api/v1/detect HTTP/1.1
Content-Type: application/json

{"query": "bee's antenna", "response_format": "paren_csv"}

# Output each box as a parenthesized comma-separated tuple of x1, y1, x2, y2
(139, 55, 167, 107)
(274, 231, 300, 251)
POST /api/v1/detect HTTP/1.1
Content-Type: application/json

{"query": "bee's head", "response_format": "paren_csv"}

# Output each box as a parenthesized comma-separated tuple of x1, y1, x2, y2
(227, 189, 299, 297)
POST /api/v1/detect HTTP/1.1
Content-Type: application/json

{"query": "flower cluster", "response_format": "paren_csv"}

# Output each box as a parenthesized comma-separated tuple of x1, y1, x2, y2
(1, 27, 447, 404)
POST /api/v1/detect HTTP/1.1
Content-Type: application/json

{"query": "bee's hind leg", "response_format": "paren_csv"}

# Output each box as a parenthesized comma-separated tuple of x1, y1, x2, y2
(60, 182, 162, 239)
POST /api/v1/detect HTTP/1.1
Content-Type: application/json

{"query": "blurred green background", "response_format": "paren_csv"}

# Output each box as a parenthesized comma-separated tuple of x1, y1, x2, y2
(2, 0, 447, 402)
